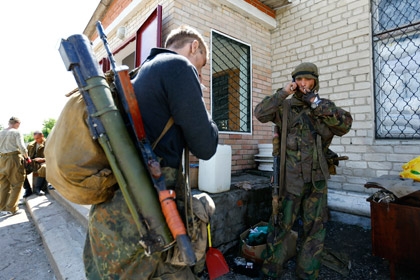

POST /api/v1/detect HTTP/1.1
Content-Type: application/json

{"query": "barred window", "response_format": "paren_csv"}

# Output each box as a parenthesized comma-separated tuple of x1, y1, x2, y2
(211, 31, 252, 134)
(371, 0, 420, 139)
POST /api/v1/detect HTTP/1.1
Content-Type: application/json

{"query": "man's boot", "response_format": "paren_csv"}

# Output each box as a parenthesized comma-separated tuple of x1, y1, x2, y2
(33, 177, 45, 196)
(23, 177, 33, 198)
(41, 179, 49, 194)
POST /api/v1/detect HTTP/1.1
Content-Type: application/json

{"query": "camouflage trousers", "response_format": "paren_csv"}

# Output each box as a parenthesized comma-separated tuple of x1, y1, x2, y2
(83, 167, 198, 280)
(263, 181, 328, 280)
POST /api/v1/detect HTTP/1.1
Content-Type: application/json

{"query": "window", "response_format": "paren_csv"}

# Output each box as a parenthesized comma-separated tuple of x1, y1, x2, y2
(211, 31, 252, 134)
(135, 5, 162, 67)
(371, 0, 420, 139)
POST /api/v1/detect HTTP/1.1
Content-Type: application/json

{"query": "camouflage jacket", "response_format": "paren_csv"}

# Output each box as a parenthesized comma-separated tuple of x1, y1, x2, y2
(27, 139, 46, 175)
(255, 88, 353, 195)
(27, 139, 45, 159)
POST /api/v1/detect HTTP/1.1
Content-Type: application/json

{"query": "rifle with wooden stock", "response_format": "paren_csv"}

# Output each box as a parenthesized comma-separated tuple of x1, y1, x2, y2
(270, 102, 288, 240)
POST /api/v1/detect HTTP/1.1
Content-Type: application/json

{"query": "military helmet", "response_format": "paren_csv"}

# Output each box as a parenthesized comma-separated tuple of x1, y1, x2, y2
(291, 62, 319, 91)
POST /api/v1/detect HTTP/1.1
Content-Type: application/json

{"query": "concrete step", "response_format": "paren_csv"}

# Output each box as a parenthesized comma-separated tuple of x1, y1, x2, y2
(49, 189, 90, 229)
(26, 172, 371, 280)
(26, 172, 271, 280)
(26, 191, 88, 280)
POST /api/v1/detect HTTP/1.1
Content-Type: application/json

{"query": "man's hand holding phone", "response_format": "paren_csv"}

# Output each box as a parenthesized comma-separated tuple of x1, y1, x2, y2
(284, 81, 297, 95)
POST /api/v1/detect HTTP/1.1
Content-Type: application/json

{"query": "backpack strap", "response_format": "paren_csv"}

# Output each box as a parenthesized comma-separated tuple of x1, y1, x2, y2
(152, 117, 174, 150)
(183, 146, 195, 236)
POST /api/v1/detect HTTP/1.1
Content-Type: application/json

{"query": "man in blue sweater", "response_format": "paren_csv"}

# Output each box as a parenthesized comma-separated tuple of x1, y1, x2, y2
(83, 25, 219, 279)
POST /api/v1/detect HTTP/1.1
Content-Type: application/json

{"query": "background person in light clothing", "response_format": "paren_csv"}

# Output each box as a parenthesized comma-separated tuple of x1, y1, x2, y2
(0, 117, 29, 216)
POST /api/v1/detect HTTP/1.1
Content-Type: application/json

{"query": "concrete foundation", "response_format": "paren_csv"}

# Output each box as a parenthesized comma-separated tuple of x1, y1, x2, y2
(205, 172, 372, 253)
(205, 173, 272, 252)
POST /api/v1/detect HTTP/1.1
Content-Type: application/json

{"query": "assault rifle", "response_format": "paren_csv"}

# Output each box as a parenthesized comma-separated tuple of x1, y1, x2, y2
(59, 23, 196, 265)
(325, 149, 349, 175)
(270, 103, 288, 242)
(271, 125, 281, 227)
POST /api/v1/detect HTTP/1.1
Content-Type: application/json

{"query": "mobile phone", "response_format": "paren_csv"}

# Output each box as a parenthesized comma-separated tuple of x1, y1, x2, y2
(290, 77, 296, 91)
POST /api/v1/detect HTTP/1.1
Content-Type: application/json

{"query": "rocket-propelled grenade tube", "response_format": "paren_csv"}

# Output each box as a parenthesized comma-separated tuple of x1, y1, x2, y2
(58, 34, 173, 254)
(95, 21, 196, 266)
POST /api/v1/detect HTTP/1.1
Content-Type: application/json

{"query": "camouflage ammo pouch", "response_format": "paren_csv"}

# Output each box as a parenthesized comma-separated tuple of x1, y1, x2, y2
(45, 91, 118, 205)
(165, 192, 215, 267)
(268, 229, 298, 261)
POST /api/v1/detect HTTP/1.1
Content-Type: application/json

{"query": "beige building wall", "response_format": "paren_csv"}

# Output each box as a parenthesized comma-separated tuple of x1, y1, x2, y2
(92, 0, 275, 173)
(89, 0, 419, 218)
(266, 0, 418, 195)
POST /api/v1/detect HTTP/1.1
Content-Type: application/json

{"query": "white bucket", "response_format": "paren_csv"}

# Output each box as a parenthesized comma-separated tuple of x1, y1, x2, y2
(198, 144, 232, 193)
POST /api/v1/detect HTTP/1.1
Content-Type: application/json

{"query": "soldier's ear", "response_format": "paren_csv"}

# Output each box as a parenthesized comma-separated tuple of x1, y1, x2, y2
(190, 40, 199, 55)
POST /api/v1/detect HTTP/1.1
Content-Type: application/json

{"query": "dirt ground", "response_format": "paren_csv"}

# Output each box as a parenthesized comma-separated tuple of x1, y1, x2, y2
(2, 187, 418, 280)
(204, 220, 419, 280)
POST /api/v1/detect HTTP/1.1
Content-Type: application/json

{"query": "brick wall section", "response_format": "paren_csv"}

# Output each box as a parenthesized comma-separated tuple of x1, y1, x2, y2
(93, 0, 418, 194)
(91, 0, 133, 41)
(268, 0, 371, 193)
(268, 0, 419, 194)
(93, 0, 273, 173)
(168, 0, 274, 173)
(102, 0, 132, 28)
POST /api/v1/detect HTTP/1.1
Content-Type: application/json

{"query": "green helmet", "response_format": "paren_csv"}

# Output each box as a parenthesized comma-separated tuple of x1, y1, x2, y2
(291, 62, 319, 92)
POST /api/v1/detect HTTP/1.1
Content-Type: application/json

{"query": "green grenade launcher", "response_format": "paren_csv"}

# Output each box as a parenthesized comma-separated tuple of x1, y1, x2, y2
(58, 23, 196, 265)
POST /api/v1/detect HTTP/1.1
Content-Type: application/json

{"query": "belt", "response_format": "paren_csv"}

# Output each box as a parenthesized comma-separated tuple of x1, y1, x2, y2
(0, 151, 20, 157)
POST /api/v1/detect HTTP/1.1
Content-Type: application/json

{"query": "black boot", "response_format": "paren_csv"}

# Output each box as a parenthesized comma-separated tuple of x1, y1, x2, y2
(23, 177, 33, 198)
(40, 178, 49, 194)
(23, 189, 33, 198)
(34, 188, 45, 196)
(33, 177, 45, 196)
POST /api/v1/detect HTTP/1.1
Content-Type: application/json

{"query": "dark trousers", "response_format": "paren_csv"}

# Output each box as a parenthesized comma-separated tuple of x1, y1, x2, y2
(24, 176, 31, 190)
(33, 176, 48, 193)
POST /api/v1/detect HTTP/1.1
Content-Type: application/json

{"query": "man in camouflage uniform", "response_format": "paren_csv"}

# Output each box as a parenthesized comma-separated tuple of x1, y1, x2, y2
(83, 25, 219, 279)
(254, 62, 352, 279)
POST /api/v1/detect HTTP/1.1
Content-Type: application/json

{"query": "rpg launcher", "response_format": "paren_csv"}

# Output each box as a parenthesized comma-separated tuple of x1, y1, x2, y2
(95, 21, 196, 265)
(59, 23, 196, 265)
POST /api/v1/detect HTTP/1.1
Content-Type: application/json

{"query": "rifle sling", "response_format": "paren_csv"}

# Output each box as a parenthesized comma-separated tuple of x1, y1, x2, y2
(151, 117, 195, 236)
(183, 147, 194, 237)
(279, 101, 289, 193)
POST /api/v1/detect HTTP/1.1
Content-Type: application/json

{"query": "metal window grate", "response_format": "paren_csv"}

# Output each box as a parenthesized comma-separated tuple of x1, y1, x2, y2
(371, 0, 420, 139)
(211, 31, 251, 133)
